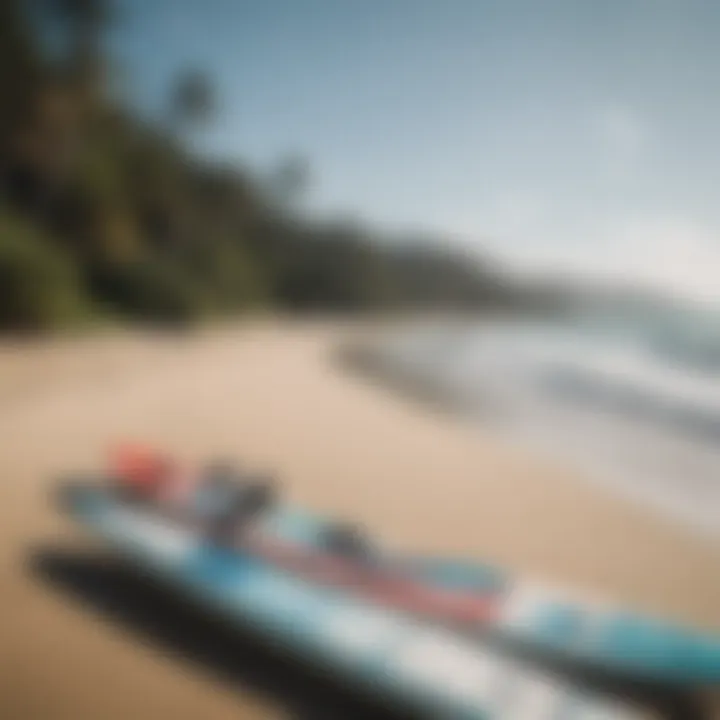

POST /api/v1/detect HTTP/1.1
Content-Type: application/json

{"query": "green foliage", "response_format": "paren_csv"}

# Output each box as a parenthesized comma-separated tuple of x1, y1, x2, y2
(88, 259, 206, 325)
(0, 0, 512, 335)
(275, 227, 395, 311)
(0, 210, 87, 330)
(0, 1, 41, 137)
(197, 239, 268, 312)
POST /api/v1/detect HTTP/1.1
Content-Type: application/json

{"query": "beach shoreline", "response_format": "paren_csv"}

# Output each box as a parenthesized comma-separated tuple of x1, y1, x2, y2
(1, 321, 719, 719)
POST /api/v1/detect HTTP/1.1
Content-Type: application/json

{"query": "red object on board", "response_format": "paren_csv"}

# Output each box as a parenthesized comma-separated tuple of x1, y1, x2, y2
(110, 444, 175, 497)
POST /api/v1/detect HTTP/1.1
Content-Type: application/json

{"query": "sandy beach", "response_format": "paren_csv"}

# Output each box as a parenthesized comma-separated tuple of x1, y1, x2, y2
(1, 321, 720, 719)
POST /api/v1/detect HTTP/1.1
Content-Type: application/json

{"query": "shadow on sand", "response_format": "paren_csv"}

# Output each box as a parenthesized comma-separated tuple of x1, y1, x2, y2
(27, 545, 708, 720)
(27, 545, 412, 720)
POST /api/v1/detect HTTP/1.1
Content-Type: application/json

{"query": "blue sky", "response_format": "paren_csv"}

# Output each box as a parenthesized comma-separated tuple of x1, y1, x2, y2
(113, 0, 720, 300)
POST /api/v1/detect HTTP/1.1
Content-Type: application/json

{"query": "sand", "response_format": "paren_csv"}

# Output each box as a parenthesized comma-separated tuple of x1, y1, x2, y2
(1, 321, 720, 719)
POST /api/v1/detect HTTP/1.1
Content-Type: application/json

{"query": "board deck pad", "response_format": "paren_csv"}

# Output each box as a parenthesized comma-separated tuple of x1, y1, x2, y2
(58, 484, 648, 720)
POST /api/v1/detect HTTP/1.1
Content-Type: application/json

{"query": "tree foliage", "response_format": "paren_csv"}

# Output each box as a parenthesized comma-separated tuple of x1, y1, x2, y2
(0, 0, 512, 332)
(0, 208, 85, 330)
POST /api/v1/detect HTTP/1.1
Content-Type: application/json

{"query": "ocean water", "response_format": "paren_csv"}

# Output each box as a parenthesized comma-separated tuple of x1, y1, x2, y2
(377, 313, 720, 539)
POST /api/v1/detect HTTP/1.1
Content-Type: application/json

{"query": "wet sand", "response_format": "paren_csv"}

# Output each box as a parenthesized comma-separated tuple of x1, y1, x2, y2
(1, 322, 719, 719)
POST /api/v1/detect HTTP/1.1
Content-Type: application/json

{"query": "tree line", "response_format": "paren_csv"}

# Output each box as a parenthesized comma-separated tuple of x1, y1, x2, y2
(0, 0, 518, 332)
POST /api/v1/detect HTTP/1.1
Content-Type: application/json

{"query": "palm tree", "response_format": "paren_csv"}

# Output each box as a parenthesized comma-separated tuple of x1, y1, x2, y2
(169, 69, 215, 133)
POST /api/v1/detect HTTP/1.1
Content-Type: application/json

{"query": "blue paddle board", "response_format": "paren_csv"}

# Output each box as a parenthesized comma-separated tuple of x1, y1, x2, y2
(58, 484, 644, 720)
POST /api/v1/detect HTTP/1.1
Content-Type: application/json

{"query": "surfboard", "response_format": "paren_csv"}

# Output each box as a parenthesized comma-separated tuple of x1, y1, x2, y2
(260, 504, 720, 686)
(57, 482, 643, 720)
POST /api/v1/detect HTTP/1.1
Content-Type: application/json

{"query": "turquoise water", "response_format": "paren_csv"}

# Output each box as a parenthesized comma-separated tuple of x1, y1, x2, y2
(558, 303, 720, 374)
(376, 305, 720, 537)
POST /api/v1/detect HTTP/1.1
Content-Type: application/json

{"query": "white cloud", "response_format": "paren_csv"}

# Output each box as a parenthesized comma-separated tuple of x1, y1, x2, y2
(526, 217, 720, 303)
(603, 217, 720, 302)
(491, 214, 720, 306)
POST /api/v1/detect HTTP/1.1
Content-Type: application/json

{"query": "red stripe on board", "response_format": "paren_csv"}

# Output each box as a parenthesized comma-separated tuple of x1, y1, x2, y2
(246, 534, 500, 623)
